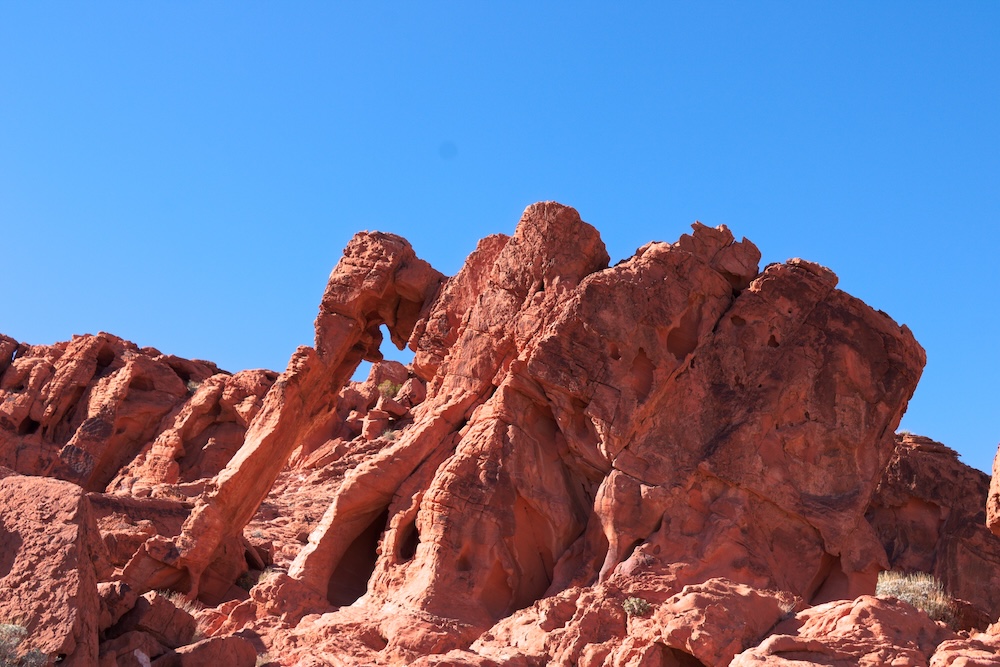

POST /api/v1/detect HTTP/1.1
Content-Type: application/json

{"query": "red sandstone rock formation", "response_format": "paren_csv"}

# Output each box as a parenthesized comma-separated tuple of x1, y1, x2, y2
(3, 201, 999, 666)
(0, 332, 266, 494)
(0, 470, 110, 666)
(868, 433, 1000, 626)
(120, 230, 443, 601)
(730, 595, 957, 666)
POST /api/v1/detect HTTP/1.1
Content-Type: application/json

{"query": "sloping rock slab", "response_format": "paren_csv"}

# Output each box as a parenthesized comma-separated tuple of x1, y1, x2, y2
(0, 472, 110, 665)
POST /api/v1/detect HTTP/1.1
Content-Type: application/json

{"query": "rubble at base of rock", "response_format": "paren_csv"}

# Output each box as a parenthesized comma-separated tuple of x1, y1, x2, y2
(2, 201, 999, 666)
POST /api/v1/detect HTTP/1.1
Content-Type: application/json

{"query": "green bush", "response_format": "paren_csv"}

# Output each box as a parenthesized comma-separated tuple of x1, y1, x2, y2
(876, 570, 955, 626)
(622, 596, 652, 617)
(377, 379, 402, 398)
(0, 623, 47, 667)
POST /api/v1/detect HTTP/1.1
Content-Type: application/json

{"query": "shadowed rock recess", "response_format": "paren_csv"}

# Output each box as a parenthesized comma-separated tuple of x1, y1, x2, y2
(3, 202, 1000, 666)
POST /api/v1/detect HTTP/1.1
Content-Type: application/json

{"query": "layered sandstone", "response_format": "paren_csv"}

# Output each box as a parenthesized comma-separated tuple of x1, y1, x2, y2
(2, 202, 998, 667)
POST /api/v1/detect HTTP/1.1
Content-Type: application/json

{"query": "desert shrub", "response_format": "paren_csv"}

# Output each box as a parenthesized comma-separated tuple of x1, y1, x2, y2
(622, 596, 652, 617)
(157, 589, 203, 615)
(876, 570, 955, 626)
(236, 570, 263, 591)
(377, 379, 402, 398)
(0, 623, 47, 667)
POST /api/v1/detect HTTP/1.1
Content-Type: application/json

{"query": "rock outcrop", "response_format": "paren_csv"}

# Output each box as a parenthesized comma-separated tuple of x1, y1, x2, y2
(121, 230, 443, 601)
(0, 470, 111, 666)
(868, 433, 1000, 625)
(730, 595, 956, 666)
(0, 333, 227, 491)
(3, 201, 999, 666)
(257, 203, 924, 665)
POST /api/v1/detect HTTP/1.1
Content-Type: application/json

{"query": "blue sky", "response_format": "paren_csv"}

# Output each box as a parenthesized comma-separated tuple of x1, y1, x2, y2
(1, 3, 997, 471)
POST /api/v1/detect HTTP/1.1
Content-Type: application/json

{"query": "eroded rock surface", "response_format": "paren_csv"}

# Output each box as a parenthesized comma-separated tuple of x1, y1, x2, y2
(0, 471, 111, 666)
(4, 201, 993, 667)
(730, 595, 956, 666)
(869, 433, 1000, 625)
(0, 333, 226, 491)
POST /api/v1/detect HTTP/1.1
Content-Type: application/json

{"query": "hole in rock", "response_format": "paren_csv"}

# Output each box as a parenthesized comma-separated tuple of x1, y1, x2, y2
(167, 361, 192, 384)
(128, 376, 155, 392)
(397, 520, 420, 562)
(511, 495, 557, 612)
(351, 325, 415, 382)
(666, 308, 701, 360)
(767, 335, 780, 348)
(621, 538, 645, 565)
(806, 552, 849, 604)
(480, 558, 514, 620)
(0, 526, 21, 579)
(456, 552, 473, 572)
(17, 417, 39, 435)
(730, 315, 746, 327)
(360, 630, 388, 651)
(327, 508, 389, 607)
(60, 385, 87, 424)
(352, 361, 374, 383)
(628, 348, 654, 403)
(664, 645, 709, 667)
(95, 345, 115, 372)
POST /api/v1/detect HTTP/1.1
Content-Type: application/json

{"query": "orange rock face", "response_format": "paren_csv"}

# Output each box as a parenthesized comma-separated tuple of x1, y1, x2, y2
(0, 471, 111, 665)
(0, 331, 257, 492)
(2, 201, 997, 666)
(730, 595, 956, 666)
(868, 433, 1000, 626)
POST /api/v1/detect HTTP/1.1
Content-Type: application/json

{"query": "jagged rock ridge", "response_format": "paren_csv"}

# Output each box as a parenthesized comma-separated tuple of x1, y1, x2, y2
(2, 202, 999, 666)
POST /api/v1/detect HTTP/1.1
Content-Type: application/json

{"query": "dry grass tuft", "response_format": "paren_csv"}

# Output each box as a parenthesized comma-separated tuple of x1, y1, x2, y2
(876, 570, 955, 627)
(0, 623, 47, 667)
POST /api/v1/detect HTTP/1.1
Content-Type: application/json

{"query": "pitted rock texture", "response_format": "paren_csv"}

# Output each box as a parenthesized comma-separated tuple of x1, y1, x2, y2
(868, 433, 1000, 626)
(272, 204, 921, 663)
(0, 331, 266, 493)
(4, 201, 993, 667)
(0, 471, 111, 666)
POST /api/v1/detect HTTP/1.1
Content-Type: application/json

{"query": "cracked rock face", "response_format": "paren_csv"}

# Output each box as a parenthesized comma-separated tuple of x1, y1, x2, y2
(246, 203, 925, 664)
(4, 202, 975, 667)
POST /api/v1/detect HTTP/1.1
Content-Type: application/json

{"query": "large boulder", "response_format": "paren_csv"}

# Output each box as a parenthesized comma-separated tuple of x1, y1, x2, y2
(867, 433, 1000, 624)
(0, 472, 111, 665)
(730, 595, 955, 666)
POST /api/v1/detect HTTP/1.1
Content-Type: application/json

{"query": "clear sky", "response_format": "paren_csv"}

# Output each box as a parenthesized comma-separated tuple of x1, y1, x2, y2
(1, 4, 997, 471)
